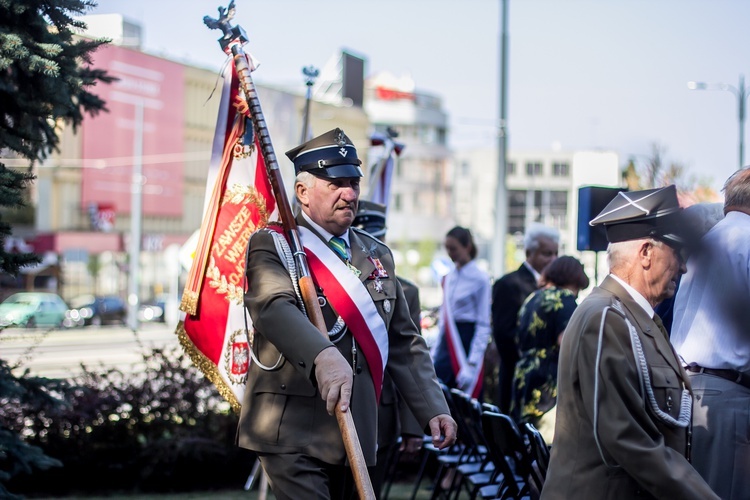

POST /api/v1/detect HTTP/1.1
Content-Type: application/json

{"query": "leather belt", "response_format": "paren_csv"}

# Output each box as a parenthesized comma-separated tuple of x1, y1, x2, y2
(686, 364, 750, 390)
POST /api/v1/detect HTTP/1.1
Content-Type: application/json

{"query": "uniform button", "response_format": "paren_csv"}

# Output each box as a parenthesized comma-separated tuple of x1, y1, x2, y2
(298, 361, 305, 367)
(280, 384, 286, 390)
(356, 367, 363, 374)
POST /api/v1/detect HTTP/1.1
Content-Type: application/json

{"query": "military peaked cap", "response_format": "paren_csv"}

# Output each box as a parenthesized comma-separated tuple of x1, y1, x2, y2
(589, 185, 685, 247)
(353, 200, 387, 239)
(285, 128, 363, 179)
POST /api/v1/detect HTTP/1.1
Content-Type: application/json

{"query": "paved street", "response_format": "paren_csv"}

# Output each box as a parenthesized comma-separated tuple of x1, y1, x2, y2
(0, 322, 180, 379)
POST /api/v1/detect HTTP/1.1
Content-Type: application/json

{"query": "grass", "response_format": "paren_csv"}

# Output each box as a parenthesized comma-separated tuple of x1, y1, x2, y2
(30, 474, 436, 499)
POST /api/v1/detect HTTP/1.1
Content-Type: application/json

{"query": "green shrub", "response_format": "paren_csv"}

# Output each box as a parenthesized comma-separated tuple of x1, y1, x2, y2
(2, 347, 253, 496)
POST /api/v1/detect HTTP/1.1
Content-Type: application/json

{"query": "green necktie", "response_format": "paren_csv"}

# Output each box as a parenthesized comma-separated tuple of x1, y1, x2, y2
(329, 236, 348, 261)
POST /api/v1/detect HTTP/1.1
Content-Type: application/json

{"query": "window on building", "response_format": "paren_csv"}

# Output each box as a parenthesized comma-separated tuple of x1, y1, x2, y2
(394, 193, 401, 211)
(420, 126, 436, 144)
(508, 190, 527, 234)
(549, 190, 568, 229)
(553, 162, 570, 177)
(437, 127, 447, 145)
(507, 162, 516, 175)
(525, 162, 542, 176)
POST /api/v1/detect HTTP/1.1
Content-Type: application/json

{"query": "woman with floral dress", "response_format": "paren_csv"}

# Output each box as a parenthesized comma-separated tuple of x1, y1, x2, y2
(511, 256, 589, 426)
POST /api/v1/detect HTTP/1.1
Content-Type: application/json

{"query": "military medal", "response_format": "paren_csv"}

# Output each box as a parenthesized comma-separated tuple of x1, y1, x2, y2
(346, 261, 362, 278)
(374, 277, 384, 294)
(369, 257, 389, 278)
(383, 299, 391, 313)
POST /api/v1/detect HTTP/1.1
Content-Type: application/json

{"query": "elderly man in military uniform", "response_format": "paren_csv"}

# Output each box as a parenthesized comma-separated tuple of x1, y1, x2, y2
(541, 185, 719, 500)
(236, 128, 456, 499)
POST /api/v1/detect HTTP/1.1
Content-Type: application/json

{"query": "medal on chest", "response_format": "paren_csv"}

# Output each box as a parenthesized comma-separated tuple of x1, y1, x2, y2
(367, 256, 389, 295)
(346, 261, 362, 278)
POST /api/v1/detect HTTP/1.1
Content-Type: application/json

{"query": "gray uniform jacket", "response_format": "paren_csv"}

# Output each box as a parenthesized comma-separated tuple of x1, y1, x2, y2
(541, 276, 718, 500)
(236, 215, 448, 466)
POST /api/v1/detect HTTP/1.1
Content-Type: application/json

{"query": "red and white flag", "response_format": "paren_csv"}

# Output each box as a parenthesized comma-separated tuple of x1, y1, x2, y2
(177, 54, 277, 410)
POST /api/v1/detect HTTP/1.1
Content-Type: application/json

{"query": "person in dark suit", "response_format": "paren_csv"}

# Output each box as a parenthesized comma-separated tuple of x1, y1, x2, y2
(236, 129, 456, 499)
(491, 223, 559, 412)
(541, 186, 718, 500)
(353, 200, 426, 498)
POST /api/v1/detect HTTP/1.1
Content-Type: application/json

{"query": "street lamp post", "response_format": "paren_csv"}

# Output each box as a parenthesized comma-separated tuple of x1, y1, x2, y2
(126, 100, 144, 331)
(491, 0, 509, 279)
(688, 74, 750, 170)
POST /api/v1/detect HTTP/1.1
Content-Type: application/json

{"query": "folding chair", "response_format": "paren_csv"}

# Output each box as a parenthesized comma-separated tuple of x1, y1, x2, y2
(479, 411, 530, 500)
(410, 384, 473, 500)
(523, 423, 550, 484)
(447, 390, 496, 499)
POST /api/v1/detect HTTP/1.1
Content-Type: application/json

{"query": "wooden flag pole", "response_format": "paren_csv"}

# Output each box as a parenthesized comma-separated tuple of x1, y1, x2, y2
(204, 4, 375, 499)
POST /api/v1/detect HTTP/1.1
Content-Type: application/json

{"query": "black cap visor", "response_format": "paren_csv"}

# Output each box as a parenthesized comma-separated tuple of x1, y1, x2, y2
(604, 211, 686, 249)
(305, 163, 364, 179)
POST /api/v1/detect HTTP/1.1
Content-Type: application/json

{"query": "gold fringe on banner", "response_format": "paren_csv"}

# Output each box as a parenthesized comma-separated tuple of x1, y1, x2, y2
(176, 320, 242, 413)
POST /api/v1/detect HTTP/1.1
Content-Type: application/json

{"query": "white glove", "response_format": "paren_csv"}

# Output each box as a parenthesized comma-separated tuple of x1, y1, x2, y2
(456, 364, 477, 391)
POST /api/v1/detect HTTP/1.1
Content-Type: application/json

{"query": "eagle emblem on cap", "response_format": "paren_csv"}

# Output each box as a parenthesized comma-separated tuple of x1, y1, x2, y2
(335, 129, 346, 147)
(335, 130, 348, 156)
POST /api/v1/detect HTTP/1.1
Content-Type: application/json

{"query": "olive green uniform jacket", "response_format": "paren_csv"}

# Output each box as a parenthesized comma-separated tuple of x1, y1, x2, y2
(541, 276, 718, 500)
(236, 216, 448, 466)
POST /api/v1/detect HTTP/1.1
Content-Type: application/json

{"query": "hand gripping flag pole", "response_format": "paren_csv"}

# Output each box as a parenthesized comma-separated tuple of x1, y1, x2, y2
(204, 4, 375, 498)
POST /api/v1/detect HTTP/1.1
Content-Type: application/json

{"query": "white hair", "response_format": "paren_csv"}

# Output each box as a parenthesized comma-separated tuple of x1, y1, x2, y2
(683, 203, 724, 238)
(296, 171, 316, 187)
(607, 238, 664, 271)
(524, 223, 560, 251)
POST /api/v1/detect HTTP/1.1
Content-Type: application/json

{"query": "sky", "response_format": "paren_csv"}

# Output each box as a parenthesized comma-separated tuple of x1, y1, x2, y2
(87, 0, 750, 192)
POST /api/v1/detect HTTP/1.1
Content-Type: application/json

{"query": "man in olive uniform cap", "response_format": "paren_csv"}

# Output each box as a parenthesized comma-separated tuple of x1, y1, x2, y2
(541, 185, 719, 500)
(237, 128, 456, 499)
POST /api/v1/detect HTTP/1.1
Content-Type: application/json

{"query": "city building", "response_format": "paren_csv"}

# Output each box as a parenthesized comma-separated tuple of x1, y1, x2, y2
(453, 146, 621, 281)
(20, 16, 369, 309)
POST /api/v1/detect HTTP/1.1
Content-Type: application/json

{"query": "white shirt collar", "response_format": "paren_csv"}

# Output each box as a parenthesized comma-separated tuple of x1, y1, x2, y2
(523, 261, 541, 283)
(610, 273, 655, 318)
(300, 210, 351, 247)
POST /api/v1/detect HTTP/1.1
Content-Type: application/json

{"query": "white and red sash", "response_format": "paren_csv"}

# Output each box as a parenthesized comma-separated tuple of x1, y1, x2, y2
(440, 274, 483, 398)
(299, 226, 389, 402)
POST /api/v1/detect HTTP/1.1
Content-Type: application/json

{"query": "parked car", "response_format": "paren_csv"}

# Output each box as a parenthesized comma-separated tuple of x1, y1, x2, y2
(66, 295, 127, 327)
(138, 298, 165, 323)
(0, 292, 69, 328)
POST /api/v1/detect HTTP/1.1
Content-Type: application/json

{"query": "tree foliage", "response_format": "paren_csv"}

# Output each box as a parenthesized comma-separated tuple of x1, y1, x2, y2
(0, 0, 114, 161)
(0, 1, 114, 496)
(622, 142, 720, 202)
(0, 358, 65, 500)
(0, 166, 38, 275)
